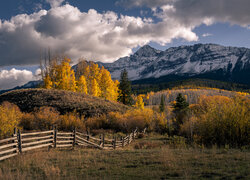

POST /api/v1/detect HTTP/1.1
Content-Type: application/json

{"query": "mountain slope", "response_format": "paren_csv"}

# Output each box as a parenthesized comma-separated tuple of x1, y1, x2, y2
(0, 80, 42, 95)
(98, 43, 250, 85)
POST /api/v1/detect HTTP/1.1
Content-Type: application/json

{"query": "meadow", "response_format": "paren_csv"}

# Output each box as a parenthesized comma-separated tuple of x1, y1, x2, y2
(0, 134, 249, 180)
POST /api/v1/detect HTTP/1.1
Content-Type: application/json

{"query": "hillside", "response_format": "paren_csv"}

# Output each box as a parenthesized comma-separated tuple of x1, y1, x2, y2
(144, 88, 249, 106)
(98, 43, 250, 85)
(132, 78, 250, 94)
(0, 89, 129, 117)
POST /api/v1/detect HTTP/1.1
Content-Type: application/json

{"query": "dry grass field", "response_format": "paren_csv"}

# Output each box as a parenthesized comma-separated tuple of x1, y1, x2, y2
(0, 134, 249, 180)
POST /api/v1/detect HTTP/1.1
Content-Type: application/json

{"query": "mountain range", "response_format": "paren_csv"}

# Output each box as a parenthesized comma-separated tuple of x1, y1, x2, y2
(98, 43, 250, 85)
(1, 43, 250, 94)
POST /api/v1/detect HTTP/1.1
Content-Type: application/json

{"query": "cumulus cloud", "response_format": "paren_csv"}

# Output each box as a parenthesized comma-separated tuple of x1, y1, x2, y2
(117, 0, 250, 27)
(0, 68, 40, 90)
(0, 3, 199, 66)
(1, 1, 249, 67)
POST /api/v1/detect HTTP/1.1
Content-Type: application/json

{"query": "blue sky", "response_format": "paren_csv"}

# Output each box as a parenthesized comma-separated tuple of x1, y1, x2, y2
(0, 0, 250, 90)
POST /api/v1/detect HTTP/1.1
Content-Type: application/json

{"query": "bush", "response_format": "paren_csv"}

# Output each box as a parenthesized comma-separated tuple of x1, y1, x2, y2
(0, 102, 22, 138)
(20, 107, 86, 131)
(59, 112, 86, 131)
(20, 107, 60, 131)
(182, 95, 250, 147)
(86, 108, 168, 133)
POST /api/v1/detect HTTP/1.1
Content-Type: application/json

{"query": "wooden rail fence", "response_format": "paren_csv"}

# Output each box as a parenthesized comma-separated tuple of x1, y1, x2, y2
(0, 127, 145, 162)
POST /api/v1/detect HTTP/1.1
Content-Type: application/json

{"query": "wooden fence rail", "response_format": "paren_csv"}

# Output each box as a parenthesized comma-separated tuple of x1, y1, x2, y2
(0, 127, 146, 162)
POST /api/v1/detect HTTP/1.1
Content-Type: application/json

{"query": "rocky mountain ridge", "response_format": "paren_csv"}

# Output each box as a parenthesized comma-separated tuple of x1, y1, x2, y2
(98, 43, 250, 84)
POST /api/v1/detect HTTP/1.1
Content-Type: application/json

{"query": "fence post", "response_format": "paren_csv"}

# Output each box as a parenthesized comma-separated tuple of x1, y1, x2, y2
(102, 133, 105, 148)
(132, 130, 135, 140)
(113, 136, 116, 149)
(87, 130, 90, 141)
(122, 137, 124, 147)
(53, 125, 57, 148)
(73, 127, 76, 148)
(127, 133, 130, 144)
(99, 134, 102, 146)
(17, 129, 22, 153)
(13, 128, 17, 153)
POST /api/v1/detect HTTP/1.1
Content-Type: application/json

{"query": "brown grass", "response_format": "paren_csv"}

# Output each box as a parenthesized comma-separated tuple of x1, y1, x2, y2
(0, 134, 249, 179)
(0, 89, 129, 117)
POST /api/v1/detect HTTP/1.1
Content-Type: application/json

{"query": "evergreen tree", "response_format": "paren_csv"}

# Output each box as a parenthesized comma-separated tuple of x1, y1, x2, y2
(173, 93, 189, 134)
(118, 69, 132, 105)
(174, 93, 189, 111)
(159, 95, 165, 113)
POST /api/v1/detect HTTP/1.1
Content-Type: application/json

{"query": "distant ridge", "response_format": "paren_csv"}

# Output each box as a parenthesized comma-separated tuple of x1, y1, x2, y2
(97, 43, 250, 85)
(0, 80, 42, 95)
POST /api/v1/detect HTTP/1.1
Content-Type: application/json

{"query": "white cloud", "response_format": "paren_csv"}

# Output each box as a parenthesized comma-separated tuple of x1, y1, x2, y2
(46, 0, 65, 8)
(202, 33, 213, 37)
(2, 1, 249, 67)
(0, 3, 199, 66)
(0, 68, 40, 90)
(118, 0, 250, 27)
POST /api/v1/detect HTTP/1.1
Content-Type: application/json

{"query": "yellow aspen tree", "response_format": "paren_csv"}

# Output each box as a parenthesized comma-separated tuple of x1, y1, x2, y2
(77, 75, 88, 94)
(49, 59, 59, 88)
(69, 70, 77, 92)
(90, 78, 101, 97)
(55, 58, 76, 91)
(44, 74, 53, 89)
(135, 95, 144, 110)
(89, 62, 101, 81)
(99, 67, 119, 101)
(99, 68, 112, 99)
(111, 80, 120, 101)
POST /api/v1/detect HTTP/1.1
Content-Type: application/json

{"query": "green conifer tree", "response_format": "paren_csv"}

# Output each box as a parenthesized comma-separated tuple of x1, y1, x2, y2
(173, 93, 189, 134)
(118, 69, 132, 105)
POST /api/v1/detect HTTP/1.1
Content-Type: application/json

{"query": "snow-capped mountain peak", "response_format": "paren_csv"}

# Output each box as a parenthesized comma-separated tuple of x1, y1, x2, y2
(98, 43, 250, 84)
(134, 45, 160, 57)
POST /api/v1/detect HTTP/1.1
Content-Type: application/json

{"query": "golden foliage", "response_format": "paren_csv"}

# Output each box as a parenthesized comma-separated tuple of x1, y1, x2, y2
(43, 59, 119, 101)
(182, 95, 250, 147)
(55, 58, 77, 91)
(86, 108, 167, 133)
(20, 107, 85, 131)
(44, 75, 52, 89)
(135, 95, 144, 109)
(0, 102, 22, 137)
(77, 75, 88, 94)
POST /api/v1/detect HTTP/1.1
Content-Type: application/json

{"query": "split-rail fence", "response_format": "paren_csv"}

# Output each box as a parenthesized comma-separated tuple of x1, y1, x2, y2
(0, 127, 146, 162)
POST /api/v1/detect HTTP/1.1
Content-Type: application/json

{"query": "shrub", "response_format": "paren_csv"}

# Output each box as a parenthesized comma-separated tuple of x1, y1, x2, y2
(182, 95, 250, 147)
(20, 107, 86, 131)
(86, 114, 109, 130)
(20, 107, 60, 131)
(0, 102, 22, 138)
(86, 108, 168, 133)
(59, 112, 86, 131)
